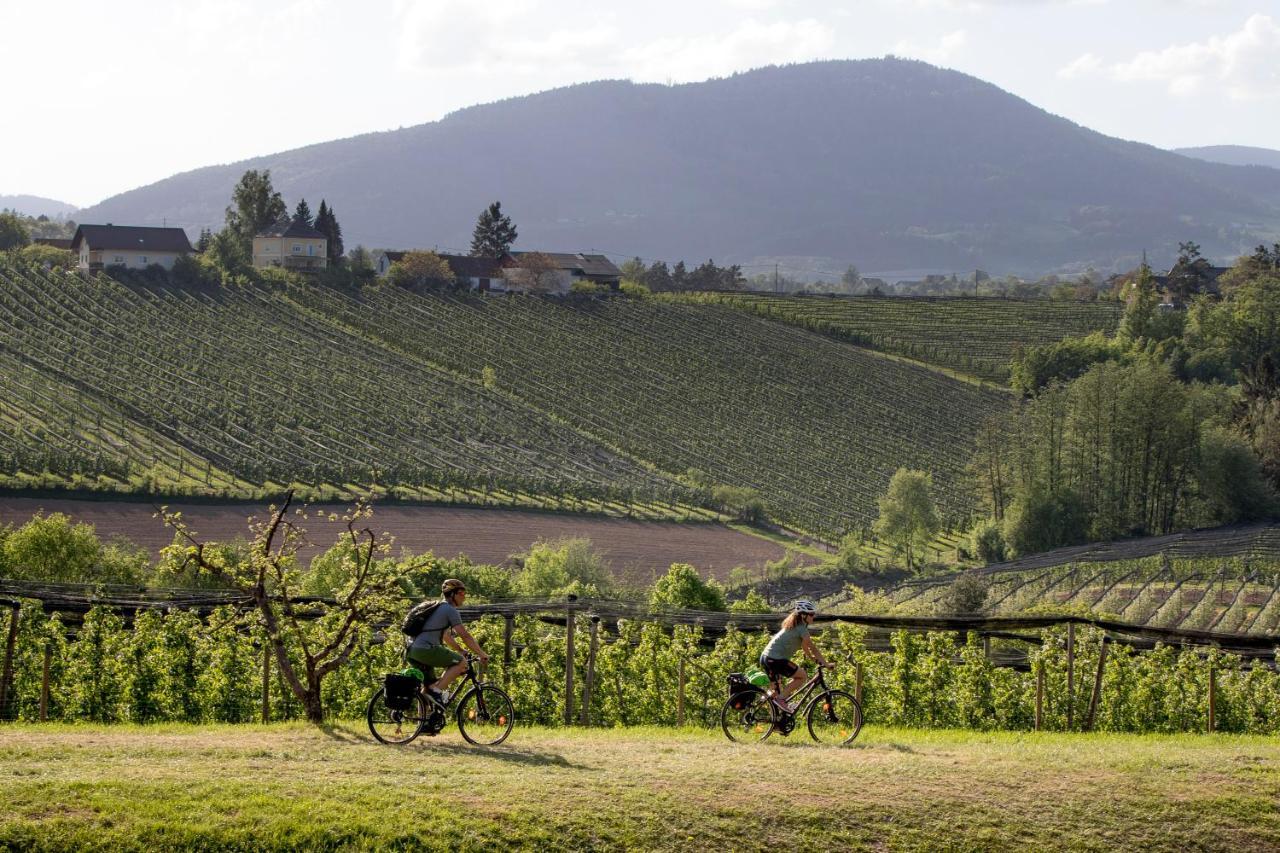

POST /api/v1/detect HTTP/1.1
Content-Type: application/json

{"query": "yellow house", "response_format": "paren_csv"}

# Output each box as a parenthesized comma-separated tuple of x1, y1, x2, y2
(252, 217, 328, 270)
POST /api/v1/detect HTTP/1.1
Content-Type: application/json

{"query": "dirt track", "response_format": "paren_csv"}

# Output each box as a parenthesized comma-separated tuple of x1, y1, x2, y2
(0, 497, 800, 584)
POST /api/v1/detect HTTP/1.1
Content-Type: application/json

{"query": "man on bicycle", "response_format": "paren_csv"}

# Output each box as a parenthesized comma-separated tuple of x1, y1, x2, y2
(760, 599, 831, 709)
(407, 578, 489, 706)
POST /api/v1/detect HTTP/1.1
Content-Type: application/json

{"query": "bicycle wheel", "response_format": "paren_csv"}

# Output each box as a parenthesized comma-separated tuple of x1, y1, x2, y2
(721, 691, 777, 743)
(456, 685, 515, 746)
(367, 687, 428, 745)
(806, 690, 862, 745)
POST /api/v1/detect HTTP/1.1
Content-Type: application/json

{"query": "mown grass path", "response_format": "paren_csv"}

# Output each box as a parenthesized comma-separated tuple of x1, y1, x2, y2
(1, 724, 1277, 850)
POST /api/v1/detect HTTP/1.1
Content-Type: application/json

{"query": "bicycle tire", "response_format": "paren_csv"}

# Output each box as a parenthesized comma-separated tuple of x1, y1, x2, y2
(367, 687, 428, 745)
(806, 690, 862, 745)
(720, 690, 777, 743)
(456, 685, 515, 746)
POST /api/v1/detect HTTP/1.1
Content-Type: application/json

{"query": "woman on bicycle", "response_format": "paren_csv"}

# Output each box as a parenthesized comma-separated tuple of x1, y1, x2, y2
(760, 599, 831, 708)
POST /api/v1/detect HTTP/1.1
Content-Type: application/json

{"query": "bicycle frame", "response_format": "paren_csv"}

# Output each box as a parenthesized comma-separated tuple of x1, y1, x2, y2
(422, 655, 486, 711)
(769, 666, 830, 715)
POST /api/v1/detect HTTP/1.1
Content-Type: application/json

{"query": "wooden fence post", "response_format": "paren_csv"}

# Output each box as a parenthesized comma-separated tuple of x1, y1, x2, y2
(1084, 638, 1108, 732)
(581, 617, 599, 726)
(1035, 666, 1044, 732)
(1208, 664, 1216, 734)
(1066, 622, 1076, 731)
(40, 642, 50, 722)
(503, 614, 515, 686)
(261, 645, 271, 724)
(564, 601, 576, 726)
(677, 657, 686, 727)
(0, 604, 19, 720)
(854, 661, 863, 706)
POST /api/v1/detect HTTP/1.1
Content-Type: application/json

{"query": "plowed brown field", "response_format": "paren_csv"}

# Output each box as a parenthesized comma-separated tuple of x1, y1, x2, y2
(0, 497, 803, 584)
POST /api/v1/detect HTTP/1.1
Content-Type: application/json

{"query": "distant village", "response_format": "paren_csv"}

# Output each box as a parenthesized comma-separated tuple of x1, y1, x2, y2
(7, 193, 1232, 306)
(31, 218, 621, 296)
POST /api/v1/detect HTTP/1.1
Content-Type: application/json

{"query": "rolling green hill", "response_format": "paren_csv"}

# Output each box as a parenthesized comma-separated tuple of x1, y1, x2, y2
(682, 292, 1122, 383)
(0, 264, 1012, 538)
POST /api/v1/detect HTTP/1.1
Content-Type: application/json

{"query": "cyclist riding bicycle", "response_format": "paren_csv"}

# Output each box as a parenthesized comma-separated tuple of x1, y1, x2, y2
(406, 578, 490, 706)
(760, 599, 831, 709)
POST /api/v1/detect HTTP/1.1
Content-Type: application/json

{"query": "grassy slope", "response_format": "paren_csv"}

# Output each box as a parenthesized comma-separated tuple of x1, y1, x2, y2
(1, 724, 1277, 851)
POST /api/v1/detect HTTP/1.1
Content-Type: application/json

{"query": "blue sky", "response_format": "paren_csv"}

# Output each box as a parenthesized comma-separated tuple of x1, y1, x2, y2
(2, 0, 1276, 207)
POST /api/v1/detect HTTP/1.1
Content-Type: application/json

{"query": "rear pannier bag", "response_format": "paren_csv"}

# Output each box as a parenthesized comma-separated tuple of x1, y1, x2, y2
(727, 673, 758, 710)
(384, 674, 420, 711)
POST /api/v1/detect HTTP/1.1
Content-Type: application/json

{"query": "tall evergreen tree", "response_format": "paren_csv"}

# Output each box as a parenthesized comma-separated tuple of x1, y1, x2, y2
(314, 200, 344, 265)
(294, 199, 313, 226)
(469, 201, 518, 257)
(224, 169, 286, 250)
(194, 227, 213, 253)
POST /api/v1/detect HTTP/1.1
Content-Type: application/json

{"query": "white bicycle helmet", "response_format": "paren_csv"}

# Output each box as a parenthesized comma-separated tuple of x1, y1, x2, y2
(793, 599, 816, 614)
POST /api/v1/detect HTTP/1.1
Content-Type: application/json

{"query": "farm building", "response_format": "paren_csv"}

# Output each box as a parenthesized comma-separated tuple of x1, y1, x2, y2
(505, 252, 622, 293)
(70, 224, 193, 271)
(373, 250, 620, 293)
(253, 216, 328, 271)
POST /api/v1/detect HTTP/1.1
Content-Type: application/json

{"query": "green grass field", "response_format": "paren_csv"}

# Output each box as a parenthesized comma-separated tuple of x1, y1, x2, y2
(1, 723, 1276, 851)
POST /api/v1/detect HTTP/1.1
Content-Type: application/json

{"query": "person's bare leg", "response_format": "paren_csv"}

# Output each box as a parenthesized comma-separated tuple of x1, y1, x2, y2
(783, 668, 807, 700)
(431, 661, 467, 693)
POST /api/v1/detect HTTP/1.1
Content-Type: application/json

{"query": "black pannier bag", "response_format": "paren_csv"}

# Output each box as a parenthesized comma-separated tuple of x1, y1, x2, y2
(727, 673, 757, 709)
(384, 674, 420, 711)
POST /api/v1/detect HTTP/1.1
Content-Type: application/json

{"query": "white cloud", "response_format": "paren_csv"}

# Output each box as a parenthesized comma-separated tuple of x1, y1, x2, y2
(891, 29, 967, 65)
(1057, 52, 1103, 79)
(1108, 13, 1280, 99)
(906, 0, 1106, 9)
(623, 19, 836, 83)
(394, 2, 835, 83)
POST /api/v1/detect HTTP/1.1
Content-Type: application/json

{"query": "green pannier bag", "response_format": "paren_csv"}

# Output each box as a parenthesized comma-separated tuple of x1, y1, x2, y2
(744, 666, 769, 688)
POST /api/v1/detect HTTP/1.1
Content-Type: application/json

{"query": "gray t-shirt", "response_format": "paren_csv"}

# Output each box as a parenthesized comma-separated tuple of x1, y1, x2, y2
(409, 601, 463, 652)
(762, 622, 810, 661)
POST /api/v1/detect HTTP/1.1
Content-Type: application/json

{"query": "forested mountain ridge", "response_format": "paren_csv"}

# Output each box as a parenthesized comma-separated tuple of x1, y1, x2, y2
(1175, 145, 1280, 170)
(79, 59, 1280, 275)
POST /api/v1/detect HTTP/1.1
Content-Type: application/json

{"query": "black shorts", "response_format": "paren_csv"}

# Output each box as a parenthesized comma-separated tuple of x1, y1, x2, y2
(760, 655, 798, 679)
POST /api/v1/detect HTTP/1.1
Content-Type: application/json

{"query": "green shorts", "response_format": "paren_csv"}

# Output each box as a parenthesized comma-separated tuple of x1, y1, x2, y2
(408, 645, 463, 670)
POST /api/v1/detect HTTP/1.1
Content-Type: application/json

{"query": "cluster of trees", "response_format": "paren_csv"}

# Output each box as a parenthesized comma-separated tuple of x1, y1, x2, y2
(735, 265, 1121, 300)
(191, 170, 345, 278)
(0, 210, 78, 269)
(619, 257, 745, 292)
(977, 245, 1280, 559)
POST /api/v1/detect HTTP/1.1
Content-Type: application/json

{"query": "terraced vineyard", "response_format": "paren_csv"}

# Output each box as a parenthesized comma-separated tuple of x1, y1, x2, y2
(682, 292, 1123, 382)
(0, 264, 1011, 537)
(879, 524, 1280, 631)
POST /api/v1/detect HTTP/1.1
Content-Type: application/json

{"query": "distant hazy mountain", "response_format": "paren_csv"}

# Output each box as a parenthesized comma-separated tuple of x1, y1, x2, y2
(0, 194, 78, 218)
(79, 59, 1280, 275)
(1175, 145, 1280, 170)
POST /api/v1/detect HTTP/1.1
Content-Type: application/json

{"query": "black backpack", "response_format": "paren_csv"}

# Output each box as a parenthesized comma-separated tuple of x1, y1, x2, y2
(400, 600, 442, 637)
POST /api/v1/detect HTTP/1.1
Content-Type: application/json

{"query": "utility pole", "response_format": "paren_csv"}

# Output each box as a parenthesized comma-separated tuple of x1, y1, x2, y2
(774, 263, 779, 293)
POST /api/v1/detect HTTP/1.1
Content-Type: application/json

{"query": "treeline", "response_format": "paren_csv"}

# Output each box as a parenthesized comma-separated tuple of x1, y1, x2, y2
(973, 246, 1280, 559)
(619, 257, 745, 292)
